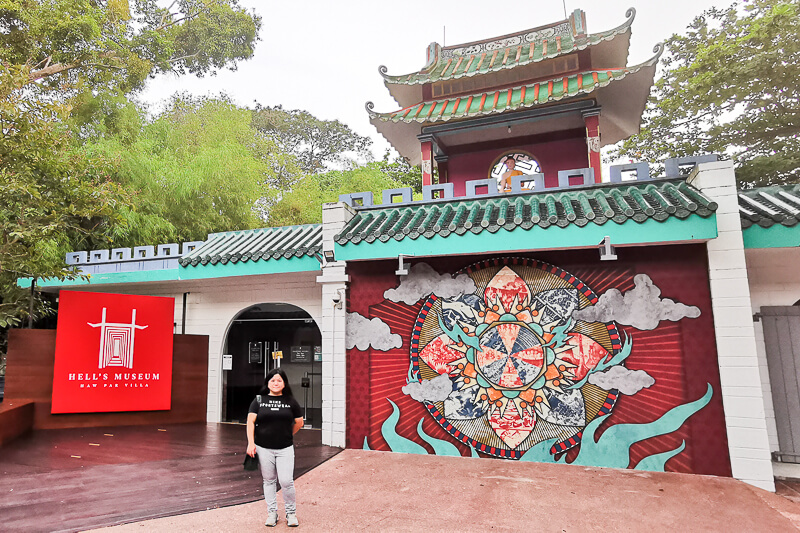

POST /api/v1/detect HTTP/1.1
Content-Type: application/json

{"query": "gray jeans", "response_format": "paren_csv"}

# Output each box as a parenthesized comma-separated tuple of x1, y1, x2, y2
(255, 444, 296, 514)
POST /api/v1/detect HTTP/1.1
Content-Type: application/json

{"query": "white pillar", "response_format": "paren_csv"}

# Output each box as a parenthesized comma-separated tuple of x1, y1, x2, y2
(688, 161, 775, 491)
(317, 202, 354, 448)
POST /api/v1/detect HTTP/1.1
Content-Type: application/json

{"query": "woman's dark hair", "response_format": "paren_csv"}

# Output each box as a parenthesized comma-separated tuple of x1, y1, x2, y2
(259, 368, 295, 398)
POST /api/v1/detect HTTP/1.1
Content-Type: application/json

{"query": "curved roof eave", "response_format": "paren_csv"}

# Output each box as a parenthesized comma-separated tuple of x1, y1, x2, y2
(381, 8, 637, 106)
(367, 43, 662, 162)
(368, 104, 424, 165)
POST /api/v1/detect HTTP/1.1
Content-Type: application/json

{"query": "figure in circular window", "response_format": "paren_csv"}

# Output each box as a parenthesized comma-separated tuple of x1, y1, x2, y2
(490, 152, 541, 192)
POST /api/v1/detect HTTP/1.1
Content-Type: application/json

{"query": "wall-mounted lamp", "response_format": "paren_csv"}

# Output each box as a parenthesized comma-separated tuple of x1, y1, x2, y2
(507, 124, 512, 134)
(323, 249, 335, 263)
(331, 288, 344, 310)
(599, 236, 617, 261)
(396, 254, 413, 276)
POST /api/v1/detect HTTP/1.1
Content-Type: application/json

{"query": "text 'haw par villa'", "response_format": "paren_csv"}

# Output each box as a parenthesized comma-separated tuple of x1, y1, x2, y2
(6, 7, 800, 494)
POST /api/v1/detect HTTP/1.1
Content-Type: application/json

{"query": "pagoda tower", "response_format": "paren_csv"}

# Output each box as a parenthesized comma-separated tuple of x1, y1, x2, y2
(367, 8, 662, 195)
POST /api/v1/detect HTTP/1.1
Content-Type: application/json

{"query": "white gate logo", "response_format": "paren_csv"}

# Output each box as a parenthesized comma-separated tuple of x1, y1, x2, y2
(88, 308, 148, 369)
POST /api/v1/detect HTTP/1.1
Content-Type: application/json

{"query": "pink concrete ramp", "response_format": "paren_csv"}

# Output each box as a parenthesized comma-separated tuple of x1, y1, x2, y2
(94, 449, 800, 532)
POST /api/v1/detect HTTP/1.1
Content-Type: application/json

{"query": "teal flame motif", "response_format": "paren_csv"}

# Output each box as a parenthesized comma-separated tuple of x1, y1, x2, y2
(365, 385, 713, 472)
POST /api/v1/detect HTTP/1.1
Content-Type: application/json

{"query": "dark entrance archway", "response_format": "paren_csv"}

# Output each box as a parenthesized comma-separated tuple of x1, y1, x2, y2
(222, 303, 322, 427)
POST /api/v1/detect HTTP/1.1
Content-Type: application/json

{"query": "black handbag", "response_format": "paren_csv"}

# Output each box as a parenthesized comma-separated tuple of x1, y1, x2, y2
(244, 394, 262, 471)
(243, 454, 259, 471)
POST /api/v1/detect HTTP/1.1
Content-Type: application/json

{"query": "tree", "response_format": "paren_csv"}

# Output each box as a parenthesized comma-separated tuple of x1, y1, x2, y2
(1, 0, 261, 136)
(0, 64, 130, 327)
(266, 157, 420, 227)
(611, 0, 800, 187)
(0, 0, 262, 329)
(1, 0, 260, 89)
(252, 105, 373, 191)
(86, 96, 279, 245)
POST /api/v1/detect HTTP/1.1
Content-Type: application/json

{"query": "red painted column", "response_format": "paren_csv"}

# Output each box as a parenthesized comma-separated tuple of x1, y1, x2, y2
(584, 113, 602, 183)
(420, 140, 433, 187)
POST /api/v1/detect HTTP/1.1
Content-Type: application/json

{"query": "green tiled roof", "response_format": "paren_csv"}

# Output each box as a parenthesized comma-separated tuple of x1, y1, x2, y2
(335, 180, 716, 245)
(368, 53, 660, 126)
(739, 185, 800, 229)
(381, 9, 635, 87)
(180, 225, 321, 267)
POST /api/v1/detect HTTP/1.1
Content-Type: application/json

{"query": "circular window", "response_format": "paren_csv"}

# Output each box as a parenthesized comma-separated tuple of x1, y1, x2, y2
(489, 152, 541, 181)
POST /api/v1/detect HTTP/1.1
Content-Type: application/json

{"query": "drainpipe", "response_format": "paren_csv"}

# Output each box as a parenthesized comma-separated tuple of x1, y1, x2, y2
(181, 292, 189, 334)
(28, 278, 36, 328)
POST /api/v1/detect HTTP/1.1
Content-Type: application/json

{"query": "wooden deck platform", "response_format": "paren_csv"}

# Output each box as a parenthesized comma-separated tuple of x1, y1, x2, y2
(0, 423, 340, 532)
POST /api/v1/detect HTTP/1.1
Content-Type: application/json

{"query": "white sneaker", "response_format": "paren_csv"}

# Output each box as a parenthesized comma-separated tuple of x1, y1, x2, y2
(265, 511, 278, 527)
(286, 513, 299, 527)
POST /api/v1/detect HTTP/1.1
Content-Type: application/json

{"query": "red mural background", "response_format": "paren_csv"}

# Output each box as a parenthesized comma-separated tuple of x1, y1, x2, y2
(345, 244, 732, 477)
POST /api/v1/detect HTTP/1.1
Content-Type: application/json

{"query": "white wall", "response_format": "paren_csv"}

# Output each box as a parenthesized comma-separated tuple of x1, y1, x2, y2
(746, 247, 800, 454)
(316, 202, 355, 448)
(61, 271, 322, 423)
(689, 161, 775, 491)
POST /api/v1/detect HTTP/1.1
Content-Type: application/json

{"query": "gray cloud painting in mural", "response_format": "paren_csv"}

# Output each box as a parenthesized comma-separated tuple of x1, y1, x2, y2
(384, 262, 476, 305)
(572, 274, 700, 330)
(588, 366, 656, 395)
(402, 373, 454, 403)
(346, 312, 402, 351)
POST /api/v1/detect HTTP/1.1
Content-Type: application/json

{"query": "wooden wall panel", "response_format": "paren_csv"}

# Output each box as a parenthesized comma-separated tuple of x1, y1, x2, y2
(5, 329, 209, 430)
(0, 401, 34, 445)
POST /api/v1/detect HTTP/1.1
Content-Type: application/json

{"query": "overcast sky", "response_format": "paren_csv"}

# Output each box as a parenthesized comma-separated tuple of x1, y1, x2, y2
(139, 0, 726, 158)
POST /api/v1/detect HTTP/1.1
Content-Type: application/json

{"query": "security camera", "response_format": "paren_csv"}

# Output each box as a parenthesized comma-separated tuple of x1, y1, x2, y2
(332, 289, 344, 309)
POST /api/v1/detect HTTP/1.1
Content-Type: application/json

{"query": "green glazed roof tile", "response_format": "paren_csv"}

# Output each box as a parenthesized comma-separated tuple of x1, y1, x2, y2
(739, 185, 800, 229)
(368, 55, 659, 126)
(180, 224, 321, 268)
(334, 180, 717, 246)
(381, 10, 636, 87)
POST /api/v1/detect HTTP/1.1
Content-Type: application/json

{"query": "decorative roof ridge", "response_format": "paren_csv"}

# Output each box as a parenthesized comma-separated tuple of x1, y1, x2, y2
(379, 8, 637, 87)
(367, 42, 663, 123)
(181, 224, 323, 268)
(440, 18, 571, 53)
(208, 223, 322, 238)
(349, 175, 692, 213)
(334, 176, 717, 245)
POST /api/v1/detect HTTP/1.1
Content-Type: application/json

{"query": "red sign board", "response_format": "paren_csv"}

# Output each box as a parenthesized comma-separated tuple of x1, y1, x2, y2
(51, 291, 175, 413)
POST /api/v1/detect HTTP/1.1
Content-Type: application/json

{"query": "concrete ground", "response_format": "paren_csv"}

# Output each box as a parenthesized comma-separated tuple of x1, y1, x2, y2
(93, 449, 800, 532)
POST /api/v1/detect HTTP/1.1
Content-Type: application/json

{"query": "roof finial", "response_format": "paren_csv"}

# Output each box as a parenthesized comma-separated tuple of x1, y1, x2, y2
(652, 42, 665, 60)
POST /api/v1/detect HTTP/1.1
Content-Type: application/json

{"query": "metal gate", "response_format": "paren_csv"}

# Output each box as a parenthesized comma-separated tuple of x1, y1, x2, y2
(762, 306, 800, 462)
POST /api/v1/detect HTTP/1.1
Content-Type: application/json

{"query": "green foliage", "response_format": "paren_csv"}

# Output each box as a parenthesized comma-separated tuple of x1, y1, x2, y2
(611, 0, 800, 187)
(0, 0, 261, 337)
(267, 159, 420, 226)
(87, 96, 277, 245)
(0, 63, 130, 327)
(252, 105, 373, 191)
(377, 151, 425, 194)
(0, 0, 261, 140)
(0, 0, 261, 91)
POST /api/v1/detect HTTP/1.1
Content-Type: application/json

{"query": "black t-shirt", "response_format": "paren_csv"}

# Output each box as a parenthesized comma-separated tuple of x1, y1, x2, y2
(248, 394, 303, 449)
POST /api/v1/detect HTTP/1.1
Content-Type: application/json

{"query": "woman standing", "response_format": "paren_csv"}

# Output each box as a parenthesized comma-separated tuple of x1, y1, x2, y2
(247, 368, 304, 527)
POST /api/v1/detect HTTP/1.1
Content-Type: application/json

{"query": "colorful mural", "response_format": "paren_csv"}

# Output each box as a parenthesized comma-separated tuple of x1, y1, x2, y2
(409, 258, 626, 459)
(349, 249, 731, 475)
